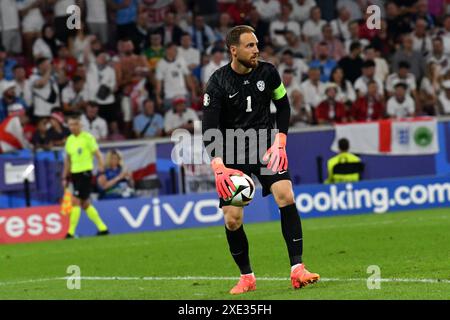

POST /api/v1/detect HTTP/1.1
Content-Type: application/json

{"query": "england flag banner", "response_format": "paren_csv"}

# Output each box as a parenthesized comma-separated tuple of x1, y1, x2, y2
(332, 117, 439, 155)
(120, 144, 158, 181)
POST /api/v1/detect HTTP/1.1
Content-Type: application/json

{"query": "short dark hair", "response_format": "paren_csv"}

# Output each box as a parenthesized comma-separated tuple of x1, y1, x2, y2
(13, 64, 24, 71)
(225, 25, 255, 50)
(67, 112, 81, 121)
(398, 60, 410, 69)
(338, 138, 350, 152)
(350, 41, 362, 52)
(433, 36, 443, 44)
(362, 60, 376, 68)
(394, 82, 408, 90)
(165, 42, 177, 49)
(87, 100, 99, 107)
(283, 49, 294, 56)
(35, 57, 49, 66)
(73, 75, 84, 83)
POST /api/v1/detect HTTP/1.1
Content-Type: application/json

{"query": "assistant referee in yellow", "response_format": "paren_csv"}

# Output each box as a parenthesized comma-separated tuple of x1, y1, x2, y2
(326, 138, 362, 184)
(63, 113, 109, 238)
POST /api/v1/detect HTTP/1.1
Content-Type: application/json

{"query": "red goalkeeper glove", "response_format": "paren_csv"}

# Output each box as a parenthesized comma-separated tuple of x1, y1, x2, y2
(211, 158, 244, 200)
(263, 133, 288, 173)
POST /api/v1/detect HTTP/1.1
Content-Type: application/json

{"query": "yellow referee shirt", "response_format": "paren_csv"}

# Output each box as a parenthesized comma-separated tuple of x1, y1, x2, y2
(65, 131, 98, 174)
(326, 152, 362, 184)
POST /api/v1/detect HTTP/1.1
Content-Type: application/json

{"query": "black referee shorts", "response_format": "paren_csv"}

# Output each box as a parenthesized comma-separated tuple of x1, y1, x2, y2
(219, 162, 291, 208)
(71, 171, 93, 200)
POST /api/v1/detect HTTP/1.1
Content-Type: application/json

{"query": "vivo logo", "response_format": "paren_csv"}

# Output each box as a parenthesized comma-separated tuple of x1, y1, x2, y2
(118, 199, 222, 228)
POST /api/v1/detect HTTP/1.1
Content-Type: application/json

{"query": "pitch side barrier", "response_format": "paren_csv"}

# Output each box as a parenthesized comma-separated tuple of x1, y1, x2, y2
(1, 175, 449, 243)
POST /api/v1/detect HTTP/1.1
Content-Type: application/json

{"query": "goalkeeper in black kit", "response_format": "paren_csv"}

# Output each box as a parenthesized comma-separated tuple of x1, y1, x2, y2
(202, 25, 319, 295)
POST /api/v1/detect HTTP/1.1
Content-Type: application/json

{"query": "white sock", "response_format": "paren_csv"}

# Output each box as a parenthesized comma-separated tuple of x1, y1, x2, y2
(291, 263, 303, 272)
(242, 272, 254, 277)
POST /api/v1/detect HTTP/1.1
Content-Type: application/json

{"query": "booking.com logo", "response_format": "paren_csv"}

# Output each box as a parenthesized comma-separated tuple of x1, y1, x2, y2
(296, 182, 450, 214)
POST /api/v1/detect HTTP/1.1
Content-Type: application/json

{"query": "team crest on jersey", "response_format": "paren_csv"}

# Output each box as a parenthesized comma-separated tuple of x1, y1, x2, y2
(257, 80, 265, 92)
(203, 93, 210, 106)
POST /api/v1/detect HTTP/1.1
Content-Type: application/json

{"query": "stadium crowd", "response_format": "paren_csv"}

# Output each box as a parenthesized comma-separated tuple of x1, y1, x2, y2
(1, 0, 450, 151)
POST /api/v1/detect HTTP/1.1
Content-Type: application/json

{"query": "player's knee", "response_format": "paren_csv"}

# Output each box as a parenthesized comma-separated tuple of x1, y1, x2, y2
(80, 200, 90, 210)
(274, 191, 295, 208)
(225, 218, 242, 231)
(224, 210, 243, 231)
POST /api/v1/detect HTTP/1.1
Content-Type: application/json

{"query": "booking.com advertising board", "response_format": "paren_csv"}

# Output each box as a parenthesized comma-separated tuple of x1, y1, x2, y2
(1, 175, 449, 243)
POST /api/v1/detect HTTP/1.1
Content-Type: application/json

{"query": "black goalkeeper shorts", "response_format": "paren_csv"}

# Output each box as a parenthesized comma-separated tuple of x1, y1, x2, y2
(219, 162, 291, 208)
(71, 171, 93, 200)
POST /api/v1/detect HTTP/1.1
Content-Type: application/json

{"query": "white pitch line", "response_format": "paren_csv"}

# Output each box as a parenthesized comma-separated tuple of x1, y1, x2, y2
(0, 276, 449, 286)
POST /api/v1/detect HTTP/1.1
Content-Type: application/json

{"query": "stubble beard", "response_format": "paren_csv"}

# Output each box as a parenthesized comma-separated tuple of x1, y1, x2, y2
(238, 57, 259, 69)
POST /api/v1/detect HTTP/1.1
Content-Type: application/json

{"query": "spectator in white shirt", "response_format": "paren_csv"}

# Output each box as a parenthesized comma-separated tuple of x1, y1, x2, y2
(411, 18, 432, 57)
(439, 15, 450, 56)
(13, 65, 33, 108)
(337, 0, 365, 21)
(62, 75, 88, 114)
(30, 57, 62, 117)
(0, 0, 22, 54)
(386, 61, 417, 98)
(16, 0, 45, 60)
(281, 30, 313, 61)
(427, 37, 449, 76)
(81, 101, 108, 140)
(354, 60, 384, 98)
(300, 67, 326, 111)
(189, 15, 216, 53)
(164, 96, 199, 135)
(83, 0, 109, 45)
(345, 21, 369, 54)
(387, 83, 415, 118)
(282, 69, 302, 103)
(363, 45, 389, 81)
(330, 66, 356, 105)
(178, 33, 201, 71)
(215, 12, 233, 42)
(437, 80, 450, 115)
(278, 49, 309, 84)
(269, 2, 301, 48)
(202, 47, 227, 88)
(290, 0, 317, 24)
(330, 6, 352, 42)
(302, 6, 327, 46)
(419, 62, 441, 115)
(33, 24, 59, 60)
(156, 43, 196, 112)
(253, 0, 281, 23)
(86, 50, 118, 124)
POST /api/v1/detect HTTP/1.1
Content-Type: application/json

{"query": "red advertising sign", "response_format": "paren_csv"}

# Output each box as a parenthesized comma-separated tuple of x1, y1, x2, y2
(0, 206, 69, 244)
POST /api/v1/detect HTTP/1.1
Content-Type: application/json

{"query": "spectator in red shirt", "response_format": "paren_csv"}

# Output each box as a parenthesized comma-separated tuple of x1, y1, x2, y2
(351, 80, 385, 121)
(315, 83, 348, 124)
(53, 44, 78, 80)
(227, 0, 254, 25)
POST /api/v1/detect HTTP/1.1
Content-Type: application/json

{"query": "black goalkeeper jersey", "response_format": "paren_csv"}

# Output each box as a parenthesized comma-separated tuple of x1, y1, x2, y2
(202, 61, 285, 163)
(202, 61, 282, 132)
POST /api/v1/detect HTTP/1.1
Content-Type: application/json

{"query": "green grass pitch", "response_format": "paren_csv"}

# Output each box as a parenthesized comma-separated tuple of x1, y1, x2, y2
(1, 208, 449, 300)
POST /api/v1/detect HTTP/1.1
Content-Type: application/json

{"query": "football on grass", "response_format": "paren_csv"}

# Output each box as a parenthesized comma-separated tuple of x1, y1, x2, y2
(226, 174, 256, 207)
